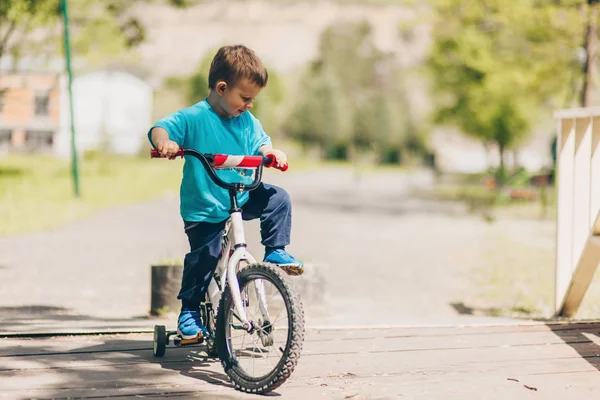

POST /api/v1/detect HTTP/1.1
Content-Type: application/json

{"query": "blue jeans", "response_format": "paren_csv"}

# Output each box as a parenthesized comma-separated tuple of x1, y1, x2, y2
(178, 183, 292, 308)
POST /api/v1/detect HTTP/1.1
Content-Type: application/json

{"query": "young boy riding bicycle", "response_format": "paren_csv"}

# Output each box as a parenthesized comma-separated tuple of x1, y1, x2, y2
(148, 44, 303, 340)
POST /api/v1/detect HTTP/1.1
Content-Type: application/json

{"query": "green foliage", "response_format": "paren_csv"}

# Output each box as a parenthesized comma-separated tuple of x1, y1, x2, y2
(182, 51, 214, 104)
(283, 66, 345, 151)
(0, 153, 183, 235)
(283, 20, 420, 163)
(0, 0, 201, 68)
(0, 0, 61, 60)
(251, 69, 286, 137)
(166, 0, 203, 7)
(188, 70, 210, 104)
(428, 0, 585, 172)
(155, 257, 184, 265)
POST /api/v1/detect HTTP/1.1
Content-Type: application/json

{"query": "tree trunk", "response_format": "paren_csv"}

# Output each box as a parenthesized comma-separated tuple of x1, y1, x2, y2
(512, 149, 519, 170)
(581, 0, 599, 107)
(497, 142, 506, 186)
(0, 20, 17, 63)
(150, 264, 183, 316)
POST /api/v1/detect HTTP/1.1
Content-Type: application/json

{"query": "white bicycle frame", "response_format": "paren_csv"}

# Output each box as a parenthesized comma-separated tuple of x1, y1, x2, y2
(151, 148, 278, 333)
(205, 210, 271, 331)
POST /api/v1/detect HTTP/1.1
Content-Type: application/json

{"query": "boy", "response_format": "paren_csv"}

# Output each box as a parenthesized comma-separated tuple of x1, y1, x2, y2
(149, 45, 303, 339)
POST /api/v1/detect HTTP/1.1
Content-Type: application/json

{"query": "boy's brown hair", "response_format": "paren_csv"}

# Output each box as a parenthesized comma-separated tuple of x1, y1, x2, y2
(208, 45, 268, 90)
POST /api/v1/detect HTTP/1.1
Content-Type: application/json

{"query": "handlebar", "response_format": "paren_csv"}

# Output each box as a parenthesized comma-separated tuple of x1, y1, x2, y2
(150, 148, 288, 193)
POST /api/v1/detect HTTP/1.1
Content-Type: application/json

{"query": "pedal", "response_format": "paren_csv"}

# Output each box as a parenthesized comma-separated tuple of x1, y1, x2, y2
(279, 265, 304, 276)
(180, 334, 204, 345)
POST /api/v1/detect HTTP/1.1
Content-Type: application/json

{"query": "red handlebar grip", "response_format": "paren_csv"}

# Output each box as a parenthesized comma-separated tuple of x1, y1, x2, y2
(150, 148, 184, 159)
(264, 154, 288, 172)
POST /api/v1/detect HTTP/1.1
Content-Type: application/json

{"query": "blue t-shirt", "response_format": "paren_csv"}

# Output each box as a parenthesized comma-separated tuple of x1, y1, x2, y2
(149, 99, 272, 223)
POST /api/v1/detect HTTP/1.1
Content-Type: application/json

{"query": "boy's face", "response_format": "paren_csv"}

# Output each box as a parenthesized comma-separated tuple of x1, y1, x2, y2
(216, 78, 263, 118)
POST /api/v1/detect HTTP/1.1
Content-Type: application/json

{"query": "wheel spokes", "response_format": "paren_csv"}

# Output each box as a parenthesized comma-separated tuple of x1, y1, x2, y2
(226, 276, 290, 378)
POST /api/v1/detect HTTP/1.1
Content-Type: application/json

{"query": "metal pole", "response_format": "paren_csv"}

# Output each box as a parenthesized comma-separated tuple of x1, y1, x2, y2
(62, 0, 80, 197)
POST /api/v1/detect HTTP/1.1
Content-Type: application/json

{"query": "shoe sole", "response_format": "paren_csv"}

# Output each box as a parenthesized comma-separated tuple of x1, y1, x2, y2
(263, 261, 305, 276)
(278, 264, 304, 276)
(177, 328, 203, 340)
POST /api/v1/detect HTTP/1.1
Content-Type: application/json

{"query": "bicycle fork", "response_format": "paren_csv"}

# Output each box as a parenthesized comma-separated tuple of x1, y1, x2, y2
(226, 210, 273, 332)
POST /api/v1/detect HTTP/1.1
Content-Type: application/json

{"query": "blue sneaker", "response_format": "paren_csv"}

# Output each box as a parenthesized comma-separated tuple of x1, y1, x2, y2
(264, 248, 304, 276)
(177, 309, 208, 340)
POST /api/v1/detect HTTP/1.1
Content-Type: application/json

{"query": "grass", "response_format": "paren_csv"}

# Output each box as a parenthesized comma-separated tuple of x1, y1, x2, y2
(458, 233, 600, 320)
(430, 182, 557, 222)
(0, 153, 183, 236)
(0, 151, 376, 236)
(473, 236, 555, 318)
(432, 173, 600, 321)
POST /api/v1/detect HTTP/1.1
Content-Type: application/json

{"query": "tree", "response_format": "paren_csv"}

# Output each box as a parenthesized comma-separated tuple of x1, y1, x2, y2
(283, 65, 344, 154)
(0, 0, 201, 69)
(184, 50, 214, 105)
(428, 0, 584, 176)
(581, 0, 600, 106)
(250, 69, 285, 137)
(284, 20, 415, 162)
(0, 1, 60, 62)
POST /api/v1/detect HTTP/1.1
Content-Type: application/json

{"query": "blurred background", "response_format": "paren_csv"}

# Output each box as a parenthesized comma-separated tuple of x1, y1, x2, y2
(1, 0, 599, 333)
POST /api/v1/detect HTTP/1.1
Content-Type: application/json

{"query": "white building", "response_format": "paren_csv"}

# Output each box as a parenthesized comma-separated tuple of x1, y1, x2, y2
(55, 69, 153, 157)
(0, 67, 153, 157)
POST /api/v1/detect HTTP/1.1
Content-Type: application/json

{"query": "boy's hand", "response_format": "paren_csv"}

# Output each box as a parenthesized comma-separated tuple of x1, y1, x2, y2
(156, 140, 180, 158)
(263, 148, 288, 168)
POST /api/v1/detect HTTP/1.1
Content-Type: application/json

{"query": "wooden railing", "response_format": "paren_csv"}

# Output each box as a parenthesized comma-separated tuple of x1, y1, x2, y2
(554, 107, 600, 317)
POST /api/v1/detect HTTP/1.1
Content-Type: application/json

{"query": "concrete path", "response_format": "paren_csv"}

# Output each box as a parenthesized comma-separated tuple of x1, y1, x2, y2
(0, 167, 555, 334)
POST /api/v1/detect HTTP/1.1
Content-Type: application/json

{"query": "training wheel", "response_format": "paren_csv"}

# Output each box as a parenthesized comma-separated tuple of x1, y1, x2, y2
(153, 325, 167, 357)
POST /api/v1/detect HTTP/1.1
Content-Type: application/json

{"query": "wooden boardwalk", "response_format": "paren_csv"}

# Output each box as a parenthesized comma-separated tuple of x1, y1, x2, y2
(1, 322, 600, 399)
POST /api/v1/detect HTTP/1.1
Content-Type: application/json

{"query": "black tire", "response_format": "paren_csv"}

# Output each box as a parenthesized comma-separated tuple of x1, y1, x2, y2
(216, 263, 304, 394)
(153, 325, 167, 357)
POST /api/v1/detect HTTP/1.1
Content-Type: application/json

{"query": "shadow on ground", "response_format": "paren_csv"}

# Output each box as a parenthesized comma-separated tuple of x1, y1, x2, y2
(0, 305, 155, 334)
(0, 335, 251, 399)
(450, 302, 504, 317)
(450, 301, 544, 319)
(547, 322, 600, 372)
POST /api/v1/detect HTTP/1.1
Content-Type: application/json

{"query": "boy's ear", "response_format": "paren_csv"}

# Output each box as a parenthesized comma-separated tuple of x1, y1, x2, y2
(216, 81, 227, 95)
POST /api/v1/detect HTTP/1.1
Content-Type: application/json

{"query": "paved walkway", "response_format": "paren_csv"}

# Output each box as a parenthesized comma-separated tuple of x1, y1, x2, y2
(0, 167, 556, 334)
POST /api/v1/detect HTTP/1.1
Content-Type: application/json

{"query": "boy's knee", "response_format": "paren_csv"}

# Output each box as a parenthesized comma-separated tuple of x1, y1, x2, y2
(185, 240, 222, 266)
(273, 186, 291, 208)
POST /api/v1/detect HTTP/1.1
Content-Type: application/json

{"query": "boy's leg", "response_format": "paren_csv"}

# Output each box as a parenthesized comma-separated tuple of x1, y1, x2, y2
(242, 183, 303, 274)
(177, 219, 226, 339)
(242, 183, 291, 248)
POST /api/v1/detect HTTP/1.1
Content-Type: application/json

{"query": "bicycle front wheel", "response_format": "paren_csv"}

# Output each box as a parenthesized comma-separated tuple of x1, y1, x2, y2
(216, 263, 304, 394)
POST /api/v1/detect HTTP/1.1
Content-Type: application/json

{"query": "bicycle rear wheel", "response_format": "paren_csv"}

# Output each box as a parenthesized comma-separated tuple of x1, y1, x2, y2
(216, 263, 304, 394)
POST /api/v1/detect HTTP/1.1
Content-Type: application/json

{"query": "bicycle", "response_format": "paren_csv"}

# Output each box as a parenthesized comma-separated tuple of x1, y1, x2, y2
(150, 148, 304, 394)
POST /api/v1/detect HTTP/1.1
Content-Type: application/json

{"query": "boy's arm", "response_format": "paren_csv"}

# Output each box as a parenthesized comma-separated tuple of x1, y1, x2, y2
(150, 127, 170, 145)
(148, 110, 187, 157)
(258, 144, 273, 154)
(150, 127, 180, 158)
